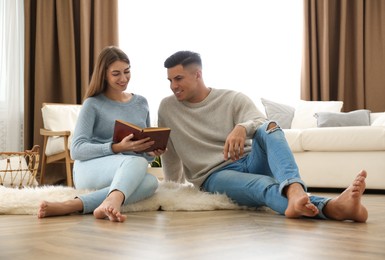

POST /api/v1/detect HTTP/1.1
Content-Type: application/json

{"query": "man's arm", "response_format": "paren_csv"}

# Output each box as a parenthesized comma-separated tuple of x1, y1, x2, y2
(161, 139, 185, 183)
(223, 92, 267, 161)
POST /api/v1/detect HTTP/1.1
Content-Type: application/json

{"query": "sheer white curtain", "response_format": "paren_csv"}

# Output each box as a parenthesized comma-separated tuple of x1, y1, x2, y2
(119, 0, 303, 125)
(0, 0, 24, 151)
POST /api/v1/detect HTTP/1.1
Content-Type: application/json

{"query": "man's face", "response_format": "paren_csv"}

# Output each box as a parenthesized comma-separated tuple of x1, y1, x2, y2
(167, 64, 201, 102)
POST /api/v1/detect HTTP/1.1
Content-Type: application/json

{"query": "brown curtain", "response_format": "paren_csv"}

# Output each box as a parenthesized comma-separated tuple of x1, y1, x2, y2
(24, 0, 118, 183)
(301, 0, 385, 112)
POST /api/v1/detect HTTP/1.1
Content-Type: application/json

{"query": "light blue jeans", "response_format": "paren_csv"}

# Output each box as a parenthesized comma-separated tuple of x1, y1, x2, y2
(202, 121, 331, 219)
(73, 155, 158, 214)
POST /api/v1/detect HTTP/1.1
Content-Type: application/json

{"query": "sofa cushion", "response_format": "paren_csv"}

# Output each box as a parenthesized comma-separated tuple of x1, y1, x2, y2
(314, 109, 371, 127)
(261, 98, 295, 129)
(45, 137, 68, 156)
(300, 126, 385, 151)
(291, 100, 343, 129)
(283, 129, 303, 152)
(371, 112, 385, 126)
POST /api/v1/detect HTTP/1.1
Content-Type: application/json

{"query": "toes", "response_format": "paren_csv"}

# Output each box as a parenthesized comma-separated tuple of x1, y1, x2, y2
(358, 170, 367, 178)
(305, 204, 319, 215)
(104, 208, 115, 221)
(104, 207, 122, 222)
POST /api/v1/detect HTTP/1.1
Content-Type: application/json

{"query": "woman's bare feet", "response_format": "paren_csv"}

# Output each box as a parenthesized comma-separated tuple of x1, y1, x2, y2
(93, 190, 127, 222)
(322, 170, 368, 222)
(284, 183, 319, 218)
(37, 199, 83, 218)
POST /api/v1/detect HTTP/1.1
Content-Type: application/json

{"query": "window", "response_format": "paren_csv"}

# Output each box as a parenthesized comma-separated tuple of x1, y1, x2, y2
(119, 0, 303, 125)
(0, 0, 24, 151)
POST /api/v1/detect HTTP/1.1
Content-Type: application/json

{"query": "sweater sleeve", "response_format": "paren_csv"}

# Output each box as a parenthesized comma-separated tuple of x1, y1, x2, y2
(158, 106, 185, 183)
(70, 100, 114, 161)
(160, 138, 185, 183)
(232, 92, 267, 138)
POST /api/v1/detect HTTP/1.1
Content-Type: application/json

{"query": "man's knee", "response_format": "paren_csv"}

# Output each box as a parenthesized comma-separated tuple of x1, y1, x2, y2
(263, 121, 280, 132)
(267, 121, 278, 130)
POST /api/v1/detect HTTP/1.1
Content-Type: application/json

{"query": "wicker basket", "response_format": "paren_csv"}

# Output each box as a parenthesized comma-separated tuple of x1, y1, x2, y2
(0, 145, 40, 188)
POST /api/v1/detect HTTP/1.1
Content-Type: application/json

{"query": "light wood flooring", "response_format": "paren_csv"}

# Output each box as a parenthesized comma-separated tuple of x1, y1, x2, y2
(1, 191, 384, 260)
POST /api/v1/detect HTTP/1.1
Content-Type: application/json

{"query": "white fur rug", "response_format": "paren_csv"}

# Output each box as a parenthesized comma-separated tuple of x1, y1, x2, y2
(0, 181, 244, 215)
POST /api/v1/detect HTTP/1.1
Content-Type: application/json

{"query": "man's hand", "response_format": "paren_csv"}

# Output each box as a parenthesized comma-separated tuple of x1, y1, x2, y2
(147, 149, 166, 157)
(223, 125, 246, 161)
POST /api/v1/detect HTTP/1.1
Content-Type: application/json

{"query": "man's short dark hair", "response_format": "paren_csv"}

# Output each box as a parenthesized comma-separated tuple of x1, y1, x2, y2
(164, 51, 202, 69)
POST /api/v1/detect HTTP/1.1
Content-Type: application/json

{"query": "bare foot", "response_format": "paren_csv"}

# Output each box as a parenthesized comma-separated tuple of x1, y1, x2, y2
(322, 170, 368, 222)
(93, 190, 127, 222)
(284, 183, 319, 218)
(37, 199, 83, 218)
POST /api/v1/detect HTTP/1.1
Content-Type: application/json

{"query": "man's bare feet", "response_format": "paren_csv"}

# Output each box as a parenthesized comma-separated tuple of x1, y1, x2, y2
(322, 170, 368, 222)
(93, 190, 127, 222)
(284, 183, 319, 218)
(37, 199, 83, 218)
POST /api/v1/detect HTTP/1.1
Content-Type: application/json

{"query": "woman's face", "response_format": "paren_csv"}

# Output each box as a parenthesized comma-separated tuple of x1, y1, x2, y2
(105, 60, 131, 93)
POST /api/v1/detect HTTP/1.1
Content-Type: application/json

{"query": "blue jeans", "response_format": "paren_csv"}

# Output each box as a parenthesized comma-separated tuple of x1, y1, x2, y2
(202, 121, 330, 219)
(73, 155, 158, 214)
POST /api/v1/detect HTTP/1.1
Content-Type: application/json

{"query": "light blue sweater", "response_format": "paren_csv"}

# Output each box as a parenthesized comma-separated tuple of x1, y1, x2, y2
(71, 93, 153, 162)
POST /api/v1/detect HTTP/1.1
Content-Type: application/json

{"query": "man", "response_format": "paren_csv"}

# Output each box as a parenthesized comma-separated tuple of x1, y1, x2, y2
(158, 50, 368, 222)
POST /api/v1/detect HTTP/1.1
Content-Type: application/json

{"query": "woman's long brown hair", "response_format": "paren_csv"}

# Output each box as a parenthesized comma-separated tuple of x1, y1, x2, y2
(84, 46, 130, 100)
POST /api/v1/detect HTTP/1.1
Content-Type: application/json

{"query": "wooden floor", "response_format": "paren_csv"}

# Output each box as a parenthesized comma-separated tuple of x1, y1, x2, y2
(1, 192, 384, 260)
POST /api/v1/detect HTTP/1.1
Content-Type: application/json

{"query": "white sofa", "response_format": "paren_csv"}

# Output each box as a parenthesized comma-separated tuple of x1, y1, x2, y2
(42, 101, 385, 190)
(260, 98, 385, 190)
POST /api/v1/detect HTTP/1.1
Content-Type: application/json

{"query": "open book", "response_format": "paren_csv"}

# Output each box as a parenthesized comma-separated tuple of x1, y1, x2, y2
(113, 120, 171, 152)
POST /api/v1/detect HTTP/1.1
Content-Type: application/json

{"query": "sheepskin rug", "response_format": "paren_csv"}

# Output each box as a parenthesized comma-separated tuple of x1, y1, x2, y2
(0, 181, 244, 215)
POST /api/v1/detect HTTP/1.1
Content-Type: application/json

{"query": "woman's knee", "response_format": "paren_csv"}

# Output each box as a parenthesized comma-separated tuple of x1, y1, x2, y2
(121, 156, 148, 171)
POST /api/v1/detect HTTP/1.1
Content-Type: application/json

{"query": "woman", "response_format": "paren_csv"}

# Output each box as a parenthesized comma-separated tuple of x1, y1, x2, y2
(38, 46, 164, 222)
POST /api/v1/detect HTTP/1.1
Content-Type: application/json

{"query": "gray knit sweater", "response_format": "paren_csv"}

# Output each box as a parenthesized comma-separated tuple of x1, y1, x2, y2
(158, 88, 267, 187)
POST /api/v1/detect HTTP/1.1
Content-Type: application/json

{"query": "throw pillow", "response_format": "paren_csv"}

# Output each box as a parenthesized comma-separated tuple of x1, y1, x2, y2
(314, 109, 371, 127)
(261, 98, 295, 129)
(291, 100, 343, 129)
(42, 104, 82, 132)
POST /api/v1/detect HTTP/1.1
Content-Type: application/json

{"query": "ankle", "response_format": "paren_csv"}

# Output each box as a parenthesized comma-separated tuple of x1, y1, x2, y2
(108, 190, 125, 204)
(284, 183, 306, 198)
